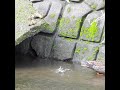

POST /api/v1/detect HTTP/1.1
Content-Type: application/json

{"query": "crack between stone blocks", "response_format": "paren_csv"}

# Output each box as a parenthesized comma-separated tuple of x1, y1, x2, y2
(40, 2, 52, 19)
(71, 42, 77, 61)
(70, 0, 84, 3)
(97, 7, 105, 11)
(99, 25, 105, 43)
(94, 47, 100, 60)
(29, 37, 38, 57)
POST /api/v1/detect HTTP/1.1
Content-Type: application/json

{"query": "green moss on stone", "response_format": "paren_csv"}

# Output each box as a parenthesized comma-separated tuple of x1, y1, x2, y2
(50, 13, 56, 18)
(87, 47, 99, 60)
(87, 56, 94, 61)
(72, 16, 75, 19)
(87, 47, 99, 61)
(85, 41, 90, 44)
(64, 38, 74, 42)
(53, 44, 57, 49)
(59, 18, 70, 28)
(59, 31, 67, 36)
(59, 18, 81, 38)
(79, 47, 87, 54)
(83, 47, 88, 51)
(67, 7, 71, 13)
(16, 0, 36, 24)
(69, 28, 76, 38)
(40, 23, 53, 32)
(80, 19, 98, 41)
(75, 18, 81, 31)
(91, 4, 97, 9)
(75, 47, 81, 54)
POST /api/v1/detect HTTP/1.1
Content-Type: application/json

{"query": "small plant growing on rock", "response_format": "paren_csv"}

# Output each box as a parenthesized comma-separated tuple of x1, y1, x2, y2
(67, 7, 71, 13)
(50, 13, 56, 18)
(75, 48, 81, 54)
(91, 4, 97, 9)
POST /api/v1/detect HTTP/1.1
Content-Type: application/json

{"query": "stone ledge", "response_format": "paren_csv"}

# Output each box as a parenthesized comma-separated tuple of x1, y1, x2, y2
(15, 0, 47, 46)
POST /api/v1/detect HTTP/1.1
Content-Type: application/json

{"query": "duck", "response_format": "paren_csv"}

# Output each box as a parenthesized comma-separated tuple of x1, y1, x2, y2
(86, 61, 105, 75)
(55, 66, 70, 74)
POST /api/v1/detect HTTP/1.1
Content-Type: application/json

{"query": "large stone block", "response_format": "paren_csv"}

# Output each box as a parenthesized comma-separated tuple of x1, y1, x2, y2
(31, 34, 54, 58)
(33, 0, 51, 19)
(51, 37, 76, 60)
(80, 10, 105, 42)
(58, 2, 92, 38)
(30, 0, 43, 3)
(42, 2, 62, 33)
(73, 41, 99, 63)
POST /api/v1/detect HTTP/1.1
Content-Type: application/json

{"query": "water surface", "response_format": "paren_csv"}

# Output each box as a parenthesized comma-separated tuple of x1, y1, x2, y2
(15, 54, 105, 90)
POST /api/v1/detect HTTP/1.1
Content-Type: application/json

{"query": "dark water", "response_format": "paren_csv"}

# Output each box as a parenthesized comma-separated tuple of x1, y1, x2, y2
(15, 54, 105, 90)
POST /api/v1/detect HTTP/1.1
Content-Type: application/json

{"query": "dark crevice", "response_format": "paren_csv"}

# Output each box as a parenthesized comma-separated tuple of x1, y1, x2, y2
(36, 31, 54, 36)
(71, 0, 84, 3)
(97, 7, 105, 11)
(99, 26, 105, 43)
(71, 42, 77, 59)
(80, 39, 100, 43)
(48, 35, 57, 59)
(42, 3, 52, 19)
(30, 0, 44, 3)
(63, 58, 72, 62)
(58, 35, 78, 39)
(27, 39, 38, 58)
(94, 48, 99, 60)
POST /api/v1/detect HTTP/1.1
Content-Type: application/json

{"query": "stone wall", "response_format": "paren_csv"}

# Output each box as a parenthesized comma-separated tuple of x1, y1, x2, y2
(15, 0, 105, 63)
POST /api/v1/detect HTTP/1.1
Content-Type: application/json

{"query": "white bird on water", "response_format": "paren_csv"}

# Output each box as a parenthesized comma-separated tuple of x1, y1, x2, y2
(55, 66, 70, 74)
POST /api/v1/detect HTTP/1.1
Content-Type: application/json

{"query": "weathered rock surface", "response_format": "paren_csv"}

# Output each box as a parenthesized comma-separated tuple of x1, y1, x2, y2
(84, 0, 105, 10)
(58, 2, 92, 38)
(101, 26, 105, 44)
(73, 41, 99, 63)
(80, 10, 105, 42)
(96, 45, 105, 61)
(42, 2, 62, 33)
(31, 34, 54, 58)
(33, 1, 51, 19)
(15, 0, 46, 46)
(51, 37, 76, 60)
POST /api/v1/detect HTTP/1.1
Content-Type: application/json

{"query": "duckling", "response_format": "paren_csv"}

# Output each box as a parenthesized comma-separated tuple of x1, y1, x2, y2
(86, 61, 105, 75)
